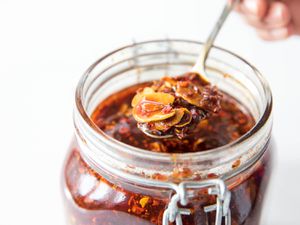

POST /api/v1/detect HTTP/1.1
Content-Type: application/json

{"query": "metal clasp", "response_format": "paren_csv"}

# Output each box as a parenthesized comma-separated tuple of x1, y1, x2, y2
(163, 179, 231, 225)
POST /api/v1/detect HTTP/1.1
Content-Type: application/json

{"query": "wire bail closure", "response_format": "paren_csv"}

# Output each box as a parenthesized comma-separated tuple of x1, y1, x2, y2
(162, 179, 231, 225)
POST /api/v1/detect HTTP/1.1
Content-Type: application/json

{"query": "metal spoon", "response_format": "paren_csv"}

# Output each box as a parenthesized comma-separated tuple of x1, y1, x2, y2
(140, 0, 239, 139)
(191, 0, 240, 81)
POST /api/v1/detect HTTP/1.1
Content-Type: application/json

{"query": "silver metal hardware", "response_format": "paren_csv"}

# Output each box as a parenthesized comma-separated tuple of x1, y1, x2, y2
(162, 179, 231, 225)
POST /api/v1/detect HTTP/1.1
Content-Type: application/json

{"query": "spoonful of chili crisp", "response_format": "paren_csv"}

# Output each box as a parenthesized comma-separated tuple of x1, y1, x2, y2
(131, 0, 238, 139)
(131, 72, 222, 139)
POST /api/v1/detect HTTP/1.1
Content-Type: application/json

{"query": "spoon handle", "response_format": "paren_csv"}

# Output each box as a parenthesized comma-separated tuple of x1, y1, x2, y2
(192, 0, 240, 78)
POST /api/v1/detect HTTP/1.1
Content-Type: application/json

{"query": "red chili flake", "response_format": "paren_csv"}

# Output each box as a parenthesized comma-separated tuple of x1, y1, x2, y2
(207, 173, 218, 179)
(178, 81, 189, 87)
(118, 125, 130, 134)
(152, 199, 160, 206)
(128, 196, 134, 206)
(172, 167, 193, 180)
(132, 205, 145, 214)
(119, 117, 129, 123)
(152, 173, 168, 181)
(232, 159, 241, 169)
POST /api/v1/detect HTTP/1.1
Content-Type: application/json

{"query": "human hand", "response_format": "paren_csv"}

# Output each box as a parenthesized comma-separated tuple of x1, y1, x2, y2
(229, 0, 300, 40)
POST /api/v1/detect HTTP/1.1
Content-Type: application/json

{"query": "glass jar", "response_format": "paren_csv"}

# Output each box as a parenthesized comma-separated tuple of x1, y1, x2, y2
(62, 40, 273, 225)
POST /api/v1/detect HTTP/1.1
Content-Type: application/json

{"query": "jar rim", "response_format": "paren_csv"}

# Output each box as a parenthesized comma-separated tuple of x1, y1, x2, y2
(75, 39, 273, 164)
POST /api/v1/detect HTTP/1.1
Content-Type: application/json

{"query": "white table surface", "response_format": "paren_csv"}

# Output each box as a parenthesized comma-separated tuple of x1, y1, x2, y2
(0, 0, 300, 224)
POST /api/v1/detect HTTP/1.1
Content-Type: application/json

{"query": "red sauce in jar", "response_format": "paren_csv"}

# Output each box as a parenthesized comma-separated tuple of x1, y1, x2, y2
(91, 82, 254, 153)
(63, 79, 272, 225)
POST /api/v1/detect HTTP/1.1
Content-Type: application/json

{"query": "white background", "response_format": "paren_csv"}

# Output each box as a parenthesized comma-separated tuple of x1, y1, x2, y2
(0, 0, 299, 224)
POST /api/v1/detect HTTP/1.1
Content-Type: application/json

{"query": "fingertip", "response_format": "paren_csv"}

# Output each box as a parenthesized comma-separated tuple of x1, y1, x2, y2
(242, 0, 268, 19)
(256, 30, 276, 41)
(256, 23, 294, 41)
(264, 2, 291, 24)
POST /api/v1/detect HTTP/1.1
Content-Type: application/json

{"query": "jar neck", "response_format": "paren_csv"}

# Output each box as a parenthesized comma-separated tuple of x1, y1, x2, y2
(73, 39, 273, 187)
(74, 108, 272, 186)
